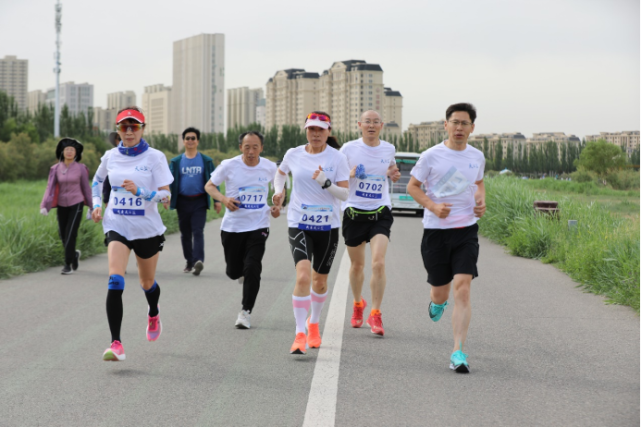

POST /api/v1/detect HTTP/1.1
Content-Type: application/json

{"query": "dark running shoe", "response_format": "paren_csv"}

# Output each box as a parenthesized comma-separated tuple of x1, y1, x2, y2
(183, 263, 193, 273)
(192, 261, 204, 276)
(61, 265, 73, 275)
(72, 250, 81, 271)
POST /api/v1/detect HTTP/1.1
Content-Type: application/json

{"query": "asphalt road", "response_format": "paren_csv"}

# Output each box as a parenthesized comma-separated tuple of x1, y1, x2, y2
(0, 212, 638, 427)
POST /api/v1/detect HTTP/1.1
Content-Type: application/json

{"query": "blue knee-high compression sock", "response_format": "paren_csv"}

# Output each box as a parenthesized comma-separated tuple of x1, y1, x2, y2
(142, 281, 160, 317)
(106, 274, 125, 342)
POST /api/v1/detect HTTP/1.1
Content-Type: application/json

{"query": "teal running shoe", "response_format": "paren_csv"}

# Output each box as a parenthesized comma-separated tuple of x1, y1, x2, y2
(428, 301, 448, 322)
(450, 350, 470, 373)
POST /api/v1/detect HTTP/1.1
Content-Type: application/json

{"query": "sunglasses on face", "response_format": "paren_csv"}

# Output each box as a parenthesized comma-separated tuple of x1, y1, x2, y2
(306, 113, 330, 122)
(184, 136, 197, 141)
(116, 123, 144, 132)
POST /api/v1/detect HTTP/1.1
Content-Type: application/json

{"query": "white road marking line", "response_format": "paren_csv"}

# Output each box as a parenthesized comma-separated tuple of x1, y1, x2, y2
(302, 250, 350, 427)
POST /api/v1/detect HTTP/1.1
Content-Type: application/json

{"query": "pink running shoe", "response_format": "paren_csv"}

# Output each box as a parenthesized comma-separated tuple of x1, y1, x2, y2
(366, 312, 385, 336)
(147, 310, 162, 342)
(351, 298, 367, 328)
(103, 340, 126, 361)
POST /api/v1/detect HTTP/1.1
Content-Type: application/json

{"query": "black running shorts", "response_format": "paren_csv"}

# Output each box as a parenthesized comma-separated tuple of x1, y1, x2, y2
(104, 230, 165, 259)
(342, 206, 393, 247)
(420, 223, 479, 286)
(288, 227, 339, 275)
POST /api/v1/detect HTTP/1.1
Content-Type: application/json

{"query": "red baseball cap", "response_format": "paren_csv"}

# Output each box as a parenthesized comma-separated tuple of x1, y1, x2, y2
(116, 109, 145, 124)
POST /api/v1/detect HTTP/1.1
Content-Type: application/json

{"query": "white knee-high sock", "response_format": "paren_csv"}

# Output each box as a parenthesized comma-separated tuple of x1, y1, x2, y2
(310, 289, 328, 324)
(292, 295, 311, 334)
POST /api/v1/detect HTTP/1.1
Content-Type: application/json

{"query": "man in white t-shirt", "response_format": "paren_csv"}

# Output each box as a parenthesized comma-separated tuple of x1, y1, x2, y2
(205, 131, 279, 329)
(340, 110, 401, 336)
(407, 103, 486, 373)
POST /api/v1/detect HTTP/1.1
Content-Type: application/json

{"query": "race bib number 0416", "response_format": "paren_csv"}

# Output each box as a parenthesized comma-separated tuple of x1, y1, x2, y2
(356, 174, 385, 200)
(111, 186, 144, 216)
(238, 186, 266, 209)
(298, 204, 333, 231)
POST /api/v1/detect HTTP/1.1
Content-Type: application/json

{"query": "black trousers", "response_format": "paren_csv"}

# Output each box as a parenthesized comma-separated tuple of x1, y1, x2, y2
(176, 195, 208, 267)
(56, 202, 84, 265)
(221, 228, 269, 312)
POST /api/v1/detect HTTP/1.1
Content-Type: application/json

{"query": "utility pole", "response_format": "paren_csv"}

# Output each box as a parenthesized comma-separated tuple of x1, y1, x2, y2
(54, 0, 62, 137)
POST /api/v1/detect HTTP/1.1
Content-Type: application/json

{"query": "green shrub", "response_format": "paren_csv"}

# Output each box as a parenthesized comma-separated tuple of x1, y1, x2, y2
(571, 169, 596, 183)
(480, 176, 640, 311)
(605, 170, 640, 190)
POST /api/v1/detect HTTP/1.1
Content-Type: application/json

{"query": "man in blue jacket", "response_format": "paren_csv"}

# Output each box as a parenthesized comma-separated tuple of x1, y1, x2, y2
(170, 127, 221, 275)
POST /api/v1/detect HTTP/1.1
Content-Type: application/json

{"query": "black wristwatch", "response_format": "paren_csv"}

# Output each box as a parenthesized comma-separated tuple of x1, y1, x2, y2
(322, 179, 332, 189)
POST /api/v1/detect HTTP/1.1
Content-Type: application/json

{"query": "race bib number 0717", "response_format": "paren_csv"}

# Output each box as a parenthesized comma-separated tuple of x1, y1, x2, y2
(238, 186, 267, 209)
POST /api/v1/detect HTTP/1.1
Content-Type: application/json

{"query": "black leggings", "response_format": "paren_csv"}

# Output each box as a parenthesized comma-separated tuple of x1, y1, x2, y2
(56, 202, 84, 265)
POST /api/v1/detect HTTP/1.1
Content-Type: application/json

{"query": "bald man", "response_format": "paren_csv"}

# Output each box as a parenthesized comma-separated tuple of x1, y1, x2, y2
(340, 110, 401, 336)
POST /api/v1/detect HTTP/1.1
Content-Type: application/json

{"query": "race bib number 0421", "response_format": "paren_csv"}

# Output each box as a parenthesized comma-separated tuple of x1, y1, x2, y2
(298, 204, 333, 231)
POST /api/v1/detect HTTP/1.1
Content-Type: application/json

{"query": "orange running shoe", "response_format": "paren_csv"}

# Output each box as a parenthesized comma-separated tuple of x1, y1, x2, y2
(366, 312, 385, 336)
(306, 318, 321, 348)
(290, 332, 307, 355)
(351, 298, 367, 328)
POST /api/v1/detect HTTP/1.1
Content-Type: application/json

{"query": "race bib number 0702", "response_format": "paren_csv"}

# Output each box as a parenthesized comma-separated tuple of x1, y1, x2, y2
(355, 174, 385, 200)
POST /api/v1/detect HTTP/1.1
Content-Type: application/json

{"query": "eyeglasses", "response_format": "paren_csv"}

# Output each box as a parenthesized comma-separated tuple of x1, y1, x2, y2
(448, 120, 473, 128)
(361, 120, 381, 125)
(116, 123, 144, 132)
(184, 136, 197, 141)
(306, 113, 330, 122)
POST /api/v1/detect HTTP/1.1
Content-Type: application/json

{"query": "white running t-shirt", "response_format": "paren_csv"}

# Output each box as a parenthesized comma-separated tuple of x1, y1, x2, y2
(340, 138, 396, 211)
(279, 145, 350, 231)
(410, 142, 485, 229)
(210, 155, 278, 233)
(96, 147, 174, 240)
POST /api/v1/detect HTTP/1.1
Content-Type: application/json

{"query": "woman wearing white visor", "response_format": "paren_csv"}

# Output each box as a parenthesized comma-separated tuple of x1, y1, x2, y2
(272, 111, 350, 355)
(91, 106, 174, 362)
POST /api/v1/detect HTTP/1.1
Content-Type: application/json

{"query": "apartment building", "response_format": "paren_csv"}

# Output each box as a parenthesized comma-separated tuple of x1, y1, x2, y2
(382, 87, 403, 137)
(469, 133, 528, 158)
(142, 84, 172, 135)
(0, 55, 28, 110)
(107, 91, 136, 111)
(265, 60, 402, 134)
(45, 81, 94, 116)
(406, 121, 447, 150)
(255, 98, 266, 127)
(227, 87, 264, 128)
(28, 90, 46, 114)
(172, 33, 225, 136)
(585, 131, 639, 156)
(93, 107, 117, 132)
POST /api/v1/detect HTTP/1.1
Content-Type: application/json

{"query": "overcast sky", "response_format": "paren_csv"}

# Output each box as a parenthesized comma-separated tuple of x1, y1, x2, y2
(1, 0, 638, 138)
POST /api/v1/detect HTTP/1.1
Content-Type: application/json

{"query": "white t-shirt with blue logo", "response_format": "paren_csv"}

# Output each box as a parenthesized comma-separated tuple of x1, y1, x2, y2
(279, 145, 350, 231)
(410, 142, 485, 229)
(210, 155, 277, 233)
(340, 138, 396, 211)
(96, 147, 174, 240)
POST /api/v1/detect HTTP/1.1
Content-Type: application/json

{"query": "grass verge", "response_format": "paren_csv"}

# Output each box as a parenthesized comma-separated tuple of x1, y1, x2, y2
(480, 177, 640, 312)
(0, 180, 223, 279)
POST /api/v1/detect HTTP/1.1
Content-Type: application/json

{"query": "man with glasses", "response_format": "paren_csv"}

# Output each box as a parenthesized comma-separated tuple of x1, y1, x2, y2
(340, 110, 401, 336)
(169, 127, 221, 275)
(407, 103, 486, 373)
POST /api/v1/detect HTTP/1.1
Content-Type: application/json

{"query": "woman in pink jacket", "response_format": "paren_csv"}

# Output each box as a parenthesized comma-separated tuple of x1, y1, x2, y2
(40, 138, 93, 274)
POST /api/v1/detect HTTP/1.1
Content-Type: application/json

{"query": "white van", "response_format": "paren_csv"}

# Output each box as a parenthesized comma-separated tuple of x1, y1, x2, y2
(389, 152, 424, 216)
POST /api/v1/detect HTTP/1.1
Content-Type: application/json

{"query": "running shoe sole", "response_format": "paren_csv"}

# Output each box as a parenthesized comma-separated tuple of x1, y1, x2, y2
(449, 363, 470, 373)
(103, 350, 125, 361)
(192, 261, 204, 276)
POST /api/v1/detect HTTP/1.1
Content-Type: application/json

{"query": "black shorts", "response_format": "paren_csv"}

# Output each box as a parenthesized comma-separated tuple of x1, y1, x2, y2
(420, 223, 479, 286)
(342, 206, 393, 247)
(104, 230, 165, 259)
(288, 227, 339, 275)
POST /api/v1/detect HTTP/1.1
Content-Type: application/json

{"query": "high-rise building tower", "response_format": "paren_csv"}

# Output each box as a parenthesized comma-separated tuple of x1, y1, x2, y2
(142, 84, 172, 135)
(227, 87, 264, 128)
(0, 55, 28, 111)
(172, 33, 225, 135)
(45, 81, 93, 116)
(107, 91, 136, 111)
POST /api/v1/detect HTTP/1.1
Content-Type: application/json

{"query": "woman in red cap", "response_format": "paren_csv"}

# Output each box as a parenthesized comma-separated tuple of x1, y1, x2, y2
(40, 138, 93, 274)
(272, 111, 350, 355)
(91, 106, 174, 362)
